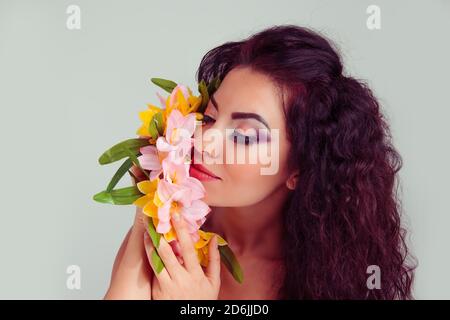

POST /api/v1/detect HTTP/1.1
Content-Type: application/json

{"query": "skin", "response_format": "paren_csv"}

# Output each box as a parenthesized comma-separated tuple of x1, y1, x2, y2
(105, 66, 298, 299)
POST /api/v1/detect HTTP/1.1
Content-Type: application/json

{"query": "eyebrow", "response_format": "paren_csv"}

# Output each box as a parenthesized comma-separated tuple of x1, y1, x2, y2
(210, 94, 270, 130)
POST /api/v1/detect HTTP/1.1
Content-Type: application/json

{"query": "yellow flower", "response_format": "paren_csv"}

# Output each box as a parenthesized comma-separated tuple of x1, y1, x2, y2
(195, 230, 228, 267)
(133, 179, 158, 216)
(135, 182, 227, 265)
(133, 179, 177, 242)
(186, 87, 202, 113)
(137, 86, 201, 142)
(164, 86, 202, 118)
(180, 87, 201, 114)
(136, 104, 161, 138)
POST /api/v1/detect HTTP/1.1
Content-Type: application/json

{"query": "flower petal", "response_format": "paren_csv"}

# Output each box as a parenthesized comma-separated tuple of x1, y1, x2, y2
(156, 137, 174, 153)
(133, 194, 151, 208)
(182, 200, 211, 220)
(156, 92, 167, 108)
(182, 177, 206, 200)
(138, 153, 161, 171)
(149, 169, 162, 181)
(156, 219, 171, 234)
(143, 199, 158, 218)
(136, 180, 154, 195)
(163, 228, 177, 242)
(158, 200, 172, 223)
(157, 180, 179, 202)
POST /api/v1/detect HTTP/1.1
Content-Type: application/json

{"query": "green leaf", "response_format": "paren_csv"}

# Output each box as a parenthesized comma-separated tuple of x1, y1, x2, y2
(153, 111, 164, 136)
(219, 245, 244, 284)
(197, 80, 209, 113)
(93, 186, 142, 205)
(98, 139, 149, 165)
(146, 220, 165, 274)
(151, 250, 165, 274)
(151, 78, 178, 93)
(148, 111, 165, 140)
(148, 121, 159, 141)
(106, 158, 133, 192)
(147, 218, 161, 249)
(123, 147, 149, 179)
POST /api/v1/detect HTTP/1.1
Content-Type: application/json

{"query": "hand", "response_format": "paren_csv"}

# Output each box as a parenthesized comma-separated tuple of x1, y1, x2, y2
(103, 166, 153, 299)
(144, 213, 221, 300)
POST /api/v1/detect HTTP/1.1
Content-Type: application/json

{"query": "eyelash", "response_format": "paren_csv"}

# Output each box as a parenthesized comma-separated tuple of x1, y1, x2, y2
(201, 115, 258, 146)
(230, 131, 258, 145)
(201, 115, 215, 124)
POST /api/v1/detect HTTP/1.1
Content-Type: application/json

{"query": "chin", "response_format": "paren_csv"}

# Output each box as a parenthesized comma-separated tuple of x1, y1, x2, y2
(201, 194, 215, 206)
(201, 193, 224, 207)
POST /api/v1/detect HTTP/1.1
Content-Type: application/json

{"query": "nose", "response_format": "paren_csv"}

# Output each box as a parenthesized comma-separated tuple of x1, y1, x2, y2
(193, 125, 223, 164)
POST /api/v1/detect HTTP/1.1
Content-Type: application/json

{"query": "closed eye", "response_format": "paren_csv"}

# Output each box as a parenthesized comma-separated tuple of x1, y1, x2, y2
(230, 130, 258, 145)
(201, 114, 216, 124)
(201, 113, 260, 146)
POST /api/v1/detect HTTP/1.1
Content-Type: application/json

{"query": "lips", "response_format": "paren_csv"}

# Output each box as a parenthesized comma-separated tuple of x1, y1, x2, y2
(189, 163, 221, 181)
(190, 146, 221, 181)
(189, 163, 220, 181)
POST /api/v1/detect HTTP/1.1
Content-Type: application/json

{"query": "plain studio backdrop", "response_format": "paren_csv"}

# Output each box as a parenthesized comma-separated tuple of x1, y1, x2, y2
(0, 0, 449, 299)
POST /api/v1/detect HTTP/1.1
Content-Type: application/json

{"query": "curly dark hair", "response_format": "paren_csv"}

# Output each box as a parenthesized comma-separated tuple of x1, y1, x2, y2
(196, 25, 415, 299)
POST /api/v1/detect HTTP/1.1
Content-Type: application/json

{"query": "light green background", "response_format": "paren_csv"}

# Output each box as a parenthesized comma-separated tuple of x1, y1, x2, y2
(0, 0, 449, 299)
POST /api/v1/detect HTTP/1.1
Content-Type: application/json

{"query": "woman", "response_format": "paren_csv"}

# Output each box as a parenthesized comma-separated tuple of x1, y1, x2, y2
(104, 25, 415, 300)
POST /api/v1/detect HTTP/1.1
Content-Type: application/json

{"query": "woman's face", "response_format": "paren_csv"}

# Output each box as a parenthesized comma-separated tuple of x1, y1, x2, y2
(191, 66, 293, 207)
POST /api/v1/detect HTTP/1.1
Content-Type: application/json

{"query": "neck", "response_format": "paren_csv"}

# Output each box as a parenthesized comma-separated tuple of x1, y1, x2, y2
(206, 186, 291, 260)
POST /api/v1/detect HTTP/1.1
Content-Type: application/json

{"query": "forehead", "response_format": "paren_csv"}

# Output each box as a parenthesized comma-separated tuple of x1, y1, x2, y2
(214, 66, 283, 118)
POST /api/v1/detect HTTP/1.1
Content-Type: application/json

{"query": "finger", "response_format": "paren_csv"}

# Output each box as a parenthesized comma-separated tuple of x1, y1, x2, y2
(170, 241, 185, 265)
(143, 215, 183, 275)
(151, 274, 161, 300)
(171, 214, 201, 273)
(206, 236, 221, 286)
(144, 232, 171, 286)
(155, 236, 184, 278)
(133, 206, 147, 233)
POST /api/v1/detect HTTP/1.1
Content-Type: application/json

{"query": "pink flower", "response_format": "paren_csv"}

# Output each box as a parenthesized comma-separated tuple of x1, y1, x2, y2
(136, 87, 210, 245)
(153, 159, 209, 242)
(156, 92, 167, 108)
(161, 159, 205, 203)
(169, 85, 190, 106)
(156, 181, 210, 239)
(156, 109, 196, 164)
(137, 145, 162, 181)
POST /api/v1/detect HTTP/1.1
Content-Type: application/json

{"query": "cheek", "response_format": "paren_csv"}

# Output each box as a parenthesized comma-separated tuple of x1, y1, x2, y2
(225, 142, 279, 186)
(218, 162, 285, 206)
(227, 163, 264, 183)
(202, 137, 292, 207)
(223, 139, 291, 204)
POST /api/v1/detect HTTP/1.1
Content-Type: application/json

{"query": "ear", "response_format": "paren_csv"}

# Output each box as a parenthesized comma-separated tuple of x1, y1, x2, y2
(286, 170, 299, 190)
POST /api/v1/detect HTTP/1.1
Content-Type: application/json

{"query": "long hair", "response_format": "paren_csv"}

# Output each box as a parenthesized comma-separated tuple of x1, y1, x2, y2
(196, 25, 415, 299)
